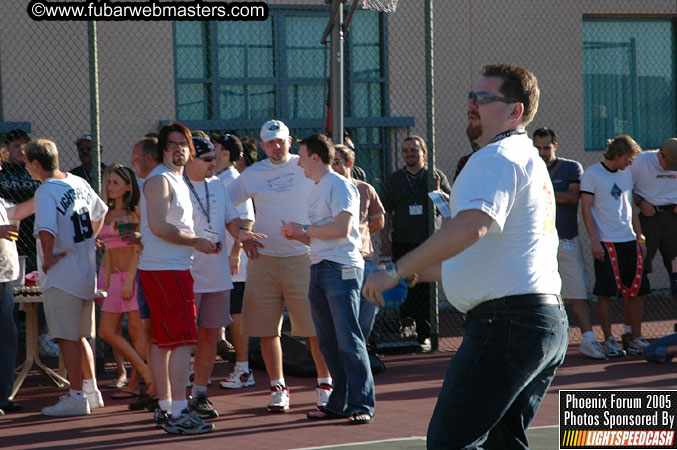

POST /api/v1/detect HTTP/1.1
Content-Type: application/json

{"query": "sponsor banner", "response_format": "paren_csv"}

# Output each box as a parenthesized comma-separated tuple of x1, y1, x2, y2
(560, 390, 677, 449)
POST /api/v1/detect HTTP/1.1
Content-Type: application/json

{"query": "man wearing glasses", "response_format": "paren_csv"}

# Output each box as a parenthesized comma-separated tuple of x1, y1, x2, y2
(630, 137, 677, 299)
(183, 137, 264, 420)
(382, 135, 450, 352)
(364, 64, 567, 448)
(138, 123, 218, 434)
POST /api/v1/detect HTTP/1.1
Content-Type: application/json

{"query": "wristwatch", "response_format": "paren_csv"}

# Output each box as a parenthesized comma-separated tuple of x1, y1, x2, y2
(384, 262, 402, 282)
(302, 224, 310, 236)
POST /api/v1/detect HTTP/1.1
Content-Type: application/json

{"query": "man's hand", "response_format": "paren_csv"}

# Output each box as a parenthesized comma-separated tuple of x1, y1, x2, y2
(193, 237, 218, 254)
(639, 199, 656, 217)
(0, 224, 19, 241)
(42, 252, 67, 273)
(591, 241, 605, 262)
(238, 229, 267, 242)
(362, 270, 398, 307)
(639, 242, 647, 258)
(242, 239, 264, 259)
(280, 222, 304, 240)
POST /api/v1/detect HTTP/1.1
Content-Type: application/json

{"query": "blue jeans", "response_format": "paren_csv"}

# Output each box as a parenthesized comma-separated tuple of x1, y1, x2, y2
(309, 260, 375, 416)
(427, 301, 568, 449)
(0, 282, 18, 407)
(359, 259, 379, 340)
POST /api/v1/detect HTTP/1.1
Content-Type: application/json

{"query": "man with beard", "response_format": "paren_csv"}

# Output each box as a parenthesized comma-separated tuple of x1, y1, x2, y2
(364, 63, 567, 448)
(138, 123, 217, 435)
(382, 136, 450, 351)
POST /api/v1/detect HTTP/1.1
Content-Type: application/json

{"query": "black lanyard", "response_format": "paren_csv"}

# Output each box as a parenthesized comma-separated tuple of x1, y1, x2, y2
(404, 168, 425, 199)
(184, 175, 211, 226)
(491, 129, 526, 143)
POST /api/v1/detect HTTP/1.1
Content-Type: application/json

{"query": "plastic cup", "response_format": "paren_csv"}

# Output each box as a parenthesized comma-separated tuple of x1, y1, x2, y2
(381, 279, 408, 311)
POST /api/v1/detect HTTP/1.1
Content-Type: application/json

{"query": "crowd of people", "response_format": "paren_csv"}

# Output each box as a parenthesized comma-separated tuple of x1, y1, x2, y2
(0, 62, 676, 446)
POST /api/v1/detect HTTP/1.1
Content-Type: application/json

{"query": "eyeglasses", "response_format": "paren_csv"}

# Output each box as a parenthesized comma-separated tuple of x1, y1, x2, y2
(197, 155, 216, 162)
(468, 91, 519, 105)
(331, 159, 345, 166)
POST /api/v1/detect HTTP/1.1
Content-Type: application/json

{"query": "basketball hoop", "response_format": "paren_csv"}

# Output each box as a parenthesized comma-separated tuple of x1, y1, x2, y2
(361, 0, 399, 13)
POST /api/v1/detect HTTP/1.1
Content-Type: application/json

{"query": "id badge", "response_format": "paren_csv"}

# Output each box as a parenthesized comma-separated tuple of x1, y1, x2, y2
(341, 265, 358, 280)
(409, 204, 423, 216)
(199, 228, 219, 242)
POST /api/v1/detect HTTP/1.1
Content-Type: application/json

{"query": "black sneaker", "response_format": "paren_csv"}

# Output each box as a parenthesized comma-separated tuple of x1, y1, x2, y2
(162, 409, 215, 435)
(0, 401, 22, 413)
(189, 393, 218, 419)
(154, 408, 169, 429)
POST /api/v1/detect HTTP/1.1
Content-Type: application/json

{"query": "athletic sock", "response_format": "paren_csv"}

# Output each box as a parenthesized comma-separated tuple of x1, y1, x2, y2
(624, 325, 632, 335)
(158, 398, 172, 412)
(191, 384, 207, 398)
(317, 377, 332, 386)
(82, 378, 97, 394)
(171, 400, 188, 418)
(582, 331, 595, 342)
(235, 361, 249, 373)
(270, 378, 285, 388)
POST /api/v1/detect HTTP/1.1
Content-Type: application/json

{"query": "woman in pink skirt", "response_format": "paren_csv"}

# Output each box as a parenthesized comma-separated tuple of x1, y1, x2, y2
(97, 164, 148, 398)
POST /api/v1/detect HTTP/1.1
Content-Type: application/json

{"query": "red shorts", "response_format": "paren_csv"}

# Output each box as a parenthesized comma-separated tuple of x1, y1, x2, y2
(139, 269, 197, 349)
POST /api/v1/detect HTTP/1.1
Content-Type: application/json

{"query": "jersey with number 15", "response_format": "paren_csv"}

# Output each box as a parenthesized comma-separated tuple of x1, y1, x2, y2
(34, 173, 108, 299)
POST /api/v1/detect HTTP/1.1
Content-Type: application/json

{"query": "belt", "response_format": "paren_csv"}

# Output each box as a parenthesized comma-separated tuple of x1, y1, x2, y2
(652, 204, 675, 212)
(467, 294, 562, 316)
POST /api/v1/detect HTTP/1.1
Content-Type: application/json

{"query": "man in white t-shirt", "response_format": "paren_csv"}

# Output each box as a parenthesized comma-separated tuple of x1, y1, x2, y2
(364, 64, 567, 448)
(581, 135, 651, 357)
(25, 139, 108, 417)
(281, 134, 374, 424)
(213, 133, 258, 389)
(184, 137, 263, 419)
(138, 123, 218, 435)
(630, 138, 677, 299)
(229, 120, 331, 413)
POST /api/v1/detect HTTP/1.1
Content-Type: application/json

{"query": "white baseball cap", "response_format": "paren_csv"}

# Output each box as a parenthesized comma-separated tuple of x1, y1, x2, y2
(260, 120, 289, 143)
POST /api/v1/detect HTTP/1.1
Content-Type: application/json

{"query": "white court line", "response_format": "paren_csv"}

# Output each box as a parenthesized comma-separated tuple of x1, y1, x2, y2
(292, 436, 426, 450)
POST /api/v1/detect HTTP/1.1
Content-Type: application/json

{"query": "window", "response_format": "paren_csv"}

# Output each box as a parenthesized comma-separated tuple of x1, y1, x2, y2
(583, 19, 676, 151)
(173, 7, 413, 185)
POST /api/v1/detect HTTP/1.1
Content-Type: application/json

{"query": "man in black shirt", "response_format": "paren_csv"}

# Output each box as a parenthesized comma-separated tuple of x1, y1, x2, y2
(0, 129, 41, 271)
(382, 135, 451, 351)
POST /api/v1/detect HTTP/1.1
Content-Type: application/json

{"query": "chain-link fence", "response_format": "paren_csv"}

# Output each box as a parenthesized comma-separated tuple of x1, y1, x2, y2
(1, 1, 676, 363)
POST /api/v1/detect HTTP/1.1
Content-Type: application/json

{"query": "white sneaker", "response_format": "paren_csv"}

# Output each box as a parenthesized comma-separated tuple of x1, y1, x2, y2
(86, 390, 104, 409)
(602, 337, 626, 357)
(42, 395, 90, 417)
(220, 368, 255, 389)
(315, 383, 333, 408)
(267, 384, 289, 413)
(579, 339, 606, 359)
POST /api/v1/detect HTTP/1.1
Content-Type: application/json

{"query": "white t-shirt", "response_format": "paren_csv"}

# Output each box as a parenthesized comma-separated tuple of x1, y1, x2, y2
(139, 165, 195, 271)
(440, 133, 561, 313)
(34, 174, 108, 299)
(0, 198, 19, 283)
(580, 162, 636, 243)
(308, 171, 363, 268)
(229, 155, 312, 257)
(218, 167, 255, 283)
(630, 150, 677, 205)
(187, 176, 239, 293)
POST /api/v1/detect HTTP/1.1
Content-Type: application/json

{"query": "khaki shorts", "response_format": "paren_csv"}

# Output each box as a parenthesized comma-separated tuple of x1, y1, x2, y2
(43, 287, 95, 341)
(241, 253, 316, 337)
(195, 291, 232, 329)
(557, 236, 589, 301)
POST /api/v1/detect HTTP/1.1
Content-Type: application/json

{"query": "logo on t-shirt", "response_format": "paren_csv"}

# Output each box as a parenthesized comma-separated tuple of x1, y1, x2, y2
(610, 183, 622, 200)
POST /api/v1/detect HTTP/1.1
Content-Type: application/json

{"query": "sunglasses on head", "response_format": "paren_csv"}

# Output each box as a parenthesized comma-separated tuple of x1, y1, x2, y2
(197, 155, 216, 162)
(468, 91, 519, 105)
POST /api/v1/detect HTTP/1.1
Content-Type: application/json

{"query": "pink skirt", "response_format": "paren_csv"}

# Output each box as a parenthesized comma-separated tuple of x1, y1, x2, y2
(97, 267, 139, 313)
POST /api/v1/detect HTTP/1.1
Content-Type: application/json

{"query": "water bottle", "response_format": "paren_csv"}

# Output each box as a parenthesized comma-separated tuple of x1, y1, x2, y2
(381, 279, 408, 311)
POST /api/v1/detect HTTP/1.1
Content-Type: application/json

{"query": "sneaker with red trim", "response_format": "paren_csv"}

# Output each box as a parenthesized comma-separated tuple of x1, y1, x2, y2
(220, 368, 255, 389)
(315, 383, 333, 408)
(267, 384, 289, 413)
